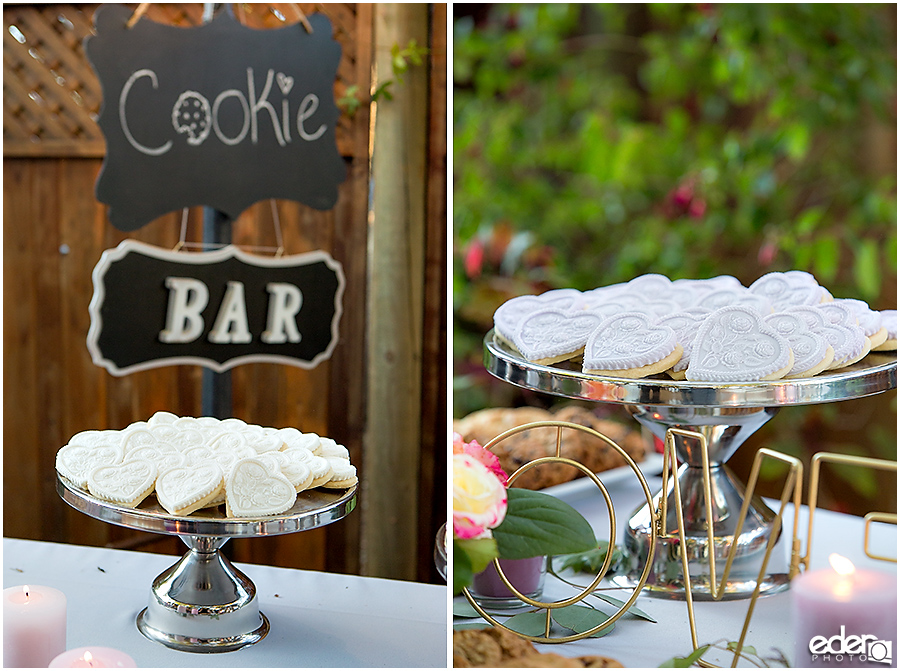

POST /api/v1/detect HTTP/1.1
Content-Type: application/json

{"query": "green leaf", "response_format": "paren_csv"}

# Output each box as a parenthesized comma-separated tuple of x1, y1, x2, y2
(453, 621, 491, 631)
(659, 644, 710, 667)
(504, 611, 549, 637)
(591, 593, 657, 623)
(555, 540, 625, 574)
(726, 641, 758, 657)
(492, 489, 597, 560)
(453, 600, 482, 619)
(550, 604, 615, 637)
(453, 538, 497, 595)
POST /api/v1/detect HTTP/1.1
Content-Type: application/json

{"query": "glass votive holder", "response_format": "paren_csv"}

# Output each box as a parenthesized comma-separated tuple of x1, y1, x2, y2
(469, 556, 547, 609)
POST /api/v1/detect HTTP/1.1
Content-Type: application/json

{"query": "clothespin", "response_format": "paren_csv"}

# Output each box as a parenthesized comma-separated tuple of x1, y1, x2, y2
(125, 3, 150, 29)
(292, 4, 313, 33)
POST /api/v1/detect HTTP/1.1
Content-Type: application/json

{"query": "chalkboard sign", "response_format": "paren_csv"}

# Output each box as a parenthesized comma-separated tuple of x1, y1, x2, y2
(85, 5, 346, 231)
(87, 241, 344, 376)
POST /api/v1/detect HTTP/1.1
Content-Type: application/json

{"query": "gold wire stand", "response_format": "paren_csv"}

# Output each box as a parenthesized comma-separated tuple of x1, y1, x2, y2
(461, 420, 657, 643)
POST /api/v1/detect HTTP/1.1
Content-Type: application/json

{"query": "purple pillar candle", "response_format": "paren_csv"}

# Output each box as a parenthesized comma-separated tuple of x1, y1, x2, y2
(472, 556, 546, 599)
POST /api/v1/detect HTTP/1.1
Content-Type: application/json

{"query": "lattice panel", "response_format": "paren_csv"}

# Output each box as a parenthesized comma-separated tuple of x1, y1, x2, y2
(3, 3, 367, 158)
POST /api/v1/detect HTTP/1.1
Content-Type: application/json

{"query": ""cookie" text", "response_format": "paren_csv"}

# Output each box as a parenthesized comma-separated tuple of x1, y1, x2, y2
(120, 67, 325, 156)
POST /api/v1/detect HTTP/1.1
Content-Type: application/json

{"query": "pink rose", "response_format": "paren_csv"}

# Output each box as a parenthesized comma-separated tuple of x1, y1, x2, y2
(453, 453, 508, 539)
(452, 433, 508, 487)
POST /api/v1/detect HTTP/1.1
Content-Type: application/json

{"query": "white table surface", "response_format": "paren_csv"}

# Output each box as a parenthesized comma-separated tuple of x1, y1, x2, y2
(4, 537, 448, 668)
(455, 459, 898, 668)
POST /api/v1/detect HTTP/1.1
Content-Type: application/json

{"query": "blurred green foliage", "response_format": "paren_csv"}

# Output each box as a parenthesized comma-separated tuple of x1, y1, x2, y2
(453, 4, 896, 513)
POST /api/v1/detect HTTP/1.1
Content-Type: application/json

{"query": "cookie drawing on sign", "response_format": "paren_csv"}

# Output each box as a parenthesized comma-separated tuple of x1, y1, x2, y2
(121, 67, 326, 155)
(172, 92, 211, 145)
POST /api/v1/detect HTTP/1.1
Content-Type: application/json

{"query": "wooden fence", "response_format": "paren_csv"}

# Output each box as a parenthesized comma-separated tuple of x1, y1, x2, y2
(3, 3, 447, 583)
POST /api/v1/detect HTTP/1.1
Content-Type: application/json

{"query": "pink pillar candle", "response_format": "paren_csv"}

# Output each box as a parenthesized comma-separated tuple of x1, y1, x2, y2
(3, 584, 67, 668)
(791, 554, 897, 668)
(49, 647, 137, 668)
(472, 556, 546, 598)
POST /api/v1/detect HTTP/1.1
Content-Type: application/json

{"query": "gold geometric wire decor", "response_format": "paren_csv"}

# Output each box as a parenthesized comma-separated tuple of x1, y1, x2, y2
(461, 419, 657, 643)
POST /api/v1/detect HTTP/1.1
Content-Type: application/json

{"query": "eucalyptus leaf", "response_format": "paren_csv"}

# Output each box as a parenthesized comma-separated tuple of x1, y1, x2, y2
(592, 593, 657, 623)
(453, 600, 482, 619)
(504, 611, 549, 637)
(453, 621, 492, 631)
(493, 489, 596, 560)
(550, 604, 616, 638)
(659, 644, 710, 668)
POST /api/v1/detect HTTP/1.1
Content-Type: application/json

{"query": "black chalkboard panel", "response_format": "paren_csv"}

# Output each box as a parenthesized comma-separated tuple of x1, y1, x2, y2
(85, 5, 346, 231)
(87, 240, 344, 375)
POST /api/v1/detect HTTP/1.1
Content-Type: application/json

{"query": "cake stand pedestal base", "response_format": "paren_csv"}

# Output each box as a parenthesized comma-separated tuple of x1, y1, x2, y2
(136, 536, 269, 653)
(612, 405, 789, 601)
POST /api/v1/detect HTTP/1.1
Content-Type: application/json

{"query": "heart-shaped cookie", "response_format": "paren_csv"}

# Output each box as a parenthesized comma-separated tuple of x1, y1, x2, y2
(56, 442, 124, 488)
(749, 271, 828, 310)
(786, 306, 869, 369)
(156, 463, 224, 516)
(225, 457, 297, 518)
(873, 310, 897, 351)
(686, 306, 793, 382)
(512, 308, 603, 364)
(764, 311, 834, 378)
(493, 289, 584, 344)
(658, 311, 711, 378)
(88, 459, 158, 508)
(583, 312, 681, 377)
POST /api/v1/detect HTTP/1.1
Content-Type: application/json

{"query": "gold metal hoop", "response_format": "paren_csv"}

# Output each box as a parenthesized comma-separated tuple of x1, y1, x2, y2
(462, 419, 656, 643)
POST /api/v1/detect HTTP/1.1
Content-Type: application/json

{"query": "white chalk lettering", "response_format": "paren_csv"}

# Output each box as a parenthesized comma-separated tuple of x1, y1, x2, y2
(247, 68, 285, 147)
(120, 69, 173, 156)
(212, 89, 250, 145)
(159, 277, 209, 343)
(297, 94, 326, 141)
(261, 283, 303, 344)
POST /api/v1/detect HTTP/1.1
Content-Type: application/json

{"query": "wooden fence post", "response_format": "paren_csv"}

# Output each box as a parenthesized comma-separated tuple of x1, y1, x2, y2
(362, 3, 429, 579)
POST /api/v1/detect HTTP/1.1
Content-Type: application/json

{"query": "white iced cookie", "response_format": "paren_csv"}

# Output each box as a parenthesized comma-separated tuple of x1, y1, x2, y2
(764, 312, 834, 378)
(149, 423, 205, 450)
(120, 425, 159, 452)
(583, 312, 682, 378)
(811, 304, 871, 368)
(56, 442, 124, 488)
(240, 425, 285, 454)
(128, 444, 184, 479)
(786, 306, 867, 370)
(317, 437, 350, 459)
(87, 458, 158, 508)
(282, 447, 332, 488)
(225, 457, 297, 518)
(873, 310, 897, 351)
(263, 451, 314, 492)
(749, 271, 829, 310)
(67, 429, 122, 449)
(828, 299, 888, 350)
(156, 463, 224, 516)
(148, 411, 179, 426)
(493, 289, 584, 345)
(686, 306, 793, 382)
(511, 308, 604, 364)
(658, 311, 710, 380)
(274, 427, 322, 453)
(693, 288, 773, 315)
(322, 457, 358, 489)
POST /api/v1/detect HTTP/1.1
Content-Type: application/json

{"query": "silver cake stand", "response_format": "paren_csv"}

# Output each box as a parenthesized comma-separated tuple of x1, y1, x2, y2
(484, 330, 896, 600)
(57, 476, 357, 652)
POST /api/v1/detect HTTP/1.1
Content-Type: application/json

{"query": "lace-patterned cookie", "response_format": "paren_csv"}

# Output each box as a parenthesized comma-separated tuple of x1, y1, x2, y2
(87, 458, 158, 508)
(749, 271, 829, 310)
(155, 462, 224, 516)
(658, 311, 711, 380)
(225, 457, 297, 518)
(322, 457, 358, 489)
(583, 312, 682, 378)
(493, 289, 585, 346)
(56, 441, 124, 488)
(873, 310, 897, 351)
(693, 288, 773, 315)
(827, 299, 888, 350)
(686, 306, 793, 382)
(808, 304, 870, 368)
(764, 311, 834, 378)
(511, 308, 604, 364)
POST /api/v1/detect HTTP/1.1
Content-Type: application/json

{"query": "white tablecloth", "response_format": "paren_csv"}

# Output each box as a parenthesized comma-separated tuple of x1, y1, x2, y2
(4, 538, 447, 667)
(455, 462, 897, 668)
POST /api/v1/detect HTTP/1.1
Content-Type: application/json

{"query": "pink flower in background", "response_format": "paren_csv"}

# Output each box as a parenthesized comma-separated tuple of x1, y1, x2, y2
(453, 433, 508, 486)
(453, 452, 508, 539)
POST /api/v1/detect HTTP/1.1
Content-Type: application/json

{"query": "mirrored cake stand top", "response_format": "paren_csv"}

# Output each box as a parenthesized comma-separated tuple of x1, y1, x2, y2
(484, 330, 897, 408)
